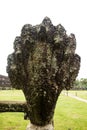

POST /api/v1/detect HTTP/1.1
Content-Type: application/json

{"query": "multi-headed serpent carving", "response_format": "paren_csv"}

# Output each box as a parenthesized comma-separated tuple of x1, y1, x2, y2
(7, 17, 80, 129)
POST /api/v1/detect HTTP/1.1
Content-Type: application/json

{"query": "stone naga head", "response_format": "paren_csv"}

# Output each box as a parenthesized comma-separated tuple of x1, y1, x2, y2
(7, 17, 80, 126)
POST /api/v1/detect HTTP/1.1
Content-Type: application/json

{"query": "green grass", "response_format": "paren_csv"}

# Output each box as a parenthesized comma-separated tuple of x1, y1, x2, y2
(0, 90, 26, 101)
(0, 90, 87, 130)
(54, 94, 87, 130)
(0, 90, 28, 130)
(67, 90, 87, 100)
(0, 113, 29, 130)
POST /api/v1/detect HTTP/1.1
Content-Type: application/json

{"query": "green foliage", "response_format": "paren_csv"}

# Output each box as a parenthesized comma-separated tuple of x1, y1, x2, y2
(74, 78, 87, 90)
(80, 78, 87, 89)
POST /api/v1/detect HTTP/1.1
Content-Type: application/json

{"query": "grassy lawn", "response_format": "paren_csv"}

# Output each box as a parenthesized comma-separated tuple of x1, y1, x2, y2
(0, 90, 26, 101)
(67, 90, 87, 100)
(0, 90, 87, 130)
(0, 112, 29, 130)
(54, 94, 87, 130)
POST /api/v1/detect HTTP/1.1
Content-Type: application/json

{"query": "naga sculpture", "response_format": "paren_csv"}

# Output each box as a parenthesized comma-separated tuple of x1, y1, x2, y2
(7, 17, 80, 130)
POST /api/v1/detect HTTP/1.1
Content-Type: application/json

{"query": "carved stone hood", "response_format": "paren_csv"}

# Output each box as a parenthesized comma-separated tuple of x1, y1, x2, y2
(7, 17, 80, 127)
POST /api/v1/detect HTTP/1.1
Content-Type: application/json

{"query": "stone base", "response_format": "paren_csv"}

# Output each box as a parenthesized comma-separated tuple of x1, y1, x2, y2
(26, 122, 54, 130)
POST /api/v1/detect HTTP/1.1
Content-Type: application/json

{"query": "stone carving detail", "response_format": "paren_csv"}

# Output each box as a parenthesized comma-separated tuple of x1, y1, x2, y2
(7, 17, 80, 128)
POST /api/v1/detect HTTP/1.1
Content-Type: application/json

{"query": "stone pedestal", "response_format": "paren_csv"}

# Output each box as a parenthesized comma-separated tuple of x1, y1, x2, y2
(26, 123, 54, 130)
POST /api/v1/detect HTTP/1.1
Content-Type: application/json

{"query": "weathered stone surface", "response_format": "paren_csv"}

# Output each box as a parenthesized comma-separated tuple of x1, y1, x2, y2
(7, 17, 80, 127)
(26, 122, 53, 130)
(0, 101, 27, 112)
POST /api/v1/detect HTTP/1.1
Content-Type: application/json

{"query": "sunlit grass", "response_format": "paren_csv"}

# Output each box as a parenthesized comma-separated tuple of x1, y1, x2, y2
(0, 112, 29, 130)
(0, 90, 87, 130)
(0, 90, 26, 101)
(67, 90, 87, 100)
(54, 94, 87, 130)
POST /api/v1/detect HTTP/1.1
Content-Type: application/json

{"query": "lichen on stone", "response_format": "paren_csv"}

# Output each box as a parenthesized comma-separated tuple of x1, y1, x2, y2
(7, 17, 80, 126)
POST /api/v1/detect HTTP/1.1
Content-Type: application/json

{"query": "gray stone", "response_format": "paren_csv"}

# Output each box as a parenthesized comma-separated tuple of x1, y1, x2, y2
(7, 17, 80, 129)
(26, 122, 53, 130)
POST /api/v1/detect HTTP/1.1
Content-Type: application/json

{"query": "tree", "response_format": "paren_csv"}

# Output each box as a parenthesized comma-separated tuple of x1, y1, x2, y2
(80, 78, 87, 90)
(73, 79, 81, 90)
